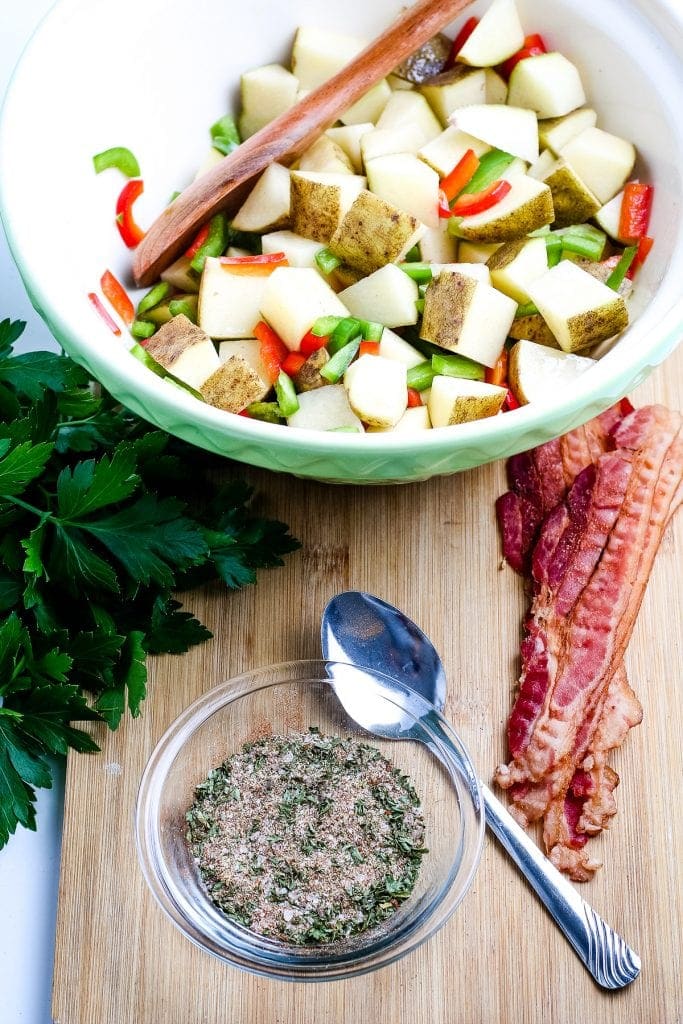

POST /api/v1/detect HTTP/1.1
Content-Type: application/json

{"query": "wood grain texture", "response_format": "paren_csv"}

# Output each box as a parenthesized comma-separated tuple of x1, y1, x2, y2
(53, 345, 683, 1024)
(132, 0, 474, 285)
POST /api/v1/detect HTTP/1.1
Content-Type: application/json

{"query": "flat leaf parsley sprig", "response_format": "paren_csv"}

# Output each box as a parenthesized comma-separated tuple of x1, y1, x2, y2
(0, 319, 299, 848)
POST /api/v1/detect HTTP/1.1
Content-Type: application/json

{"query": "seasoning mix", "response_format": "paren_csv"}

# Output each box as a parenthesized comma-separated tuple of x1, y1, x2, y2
(186, 728, 428, 945)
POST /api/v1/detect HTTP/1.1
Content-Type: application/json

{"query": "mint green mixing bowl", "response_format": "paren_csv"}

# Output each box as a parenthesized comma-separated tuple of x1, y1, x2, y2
(1, 0, 682, 483)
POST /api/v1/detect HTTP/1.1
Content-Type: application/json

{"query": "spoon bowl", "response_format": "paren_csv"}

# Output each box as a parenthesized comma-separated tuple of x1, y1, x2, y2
(321, 591, 642, 990)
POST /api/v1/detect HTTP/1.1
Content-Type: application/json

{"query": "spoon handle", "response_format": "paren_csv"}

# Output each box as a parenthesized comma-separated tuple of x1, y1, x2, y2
(480, 783, 641, 989)
(133, 0, 475, 285)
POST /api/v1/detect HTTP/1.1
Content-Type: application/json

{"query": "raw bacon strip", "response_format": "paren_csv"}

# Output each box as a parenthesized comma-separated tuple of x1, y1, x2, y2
(499, 406, 682, 801)
(495, 403, 682, 879)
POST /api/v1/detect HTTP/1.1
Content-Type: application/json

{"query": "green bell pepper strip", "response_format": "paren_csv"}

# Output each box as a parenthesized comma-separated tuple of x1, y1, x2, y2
(93, 146, 141, 178)
(403, 245, 421, 262)
(605, 246, 638, 291)
(311, 315, 344, 337)
(398, 262, 433, 283)
(137, 282, 172, 316)
(168, 297, 199, 323)
(545, 234, 563, 267)
(315, 248, 343, 275)
(131, 319, 156, 340)
(328, 318, 363, 356)
(415, 299, 425, 315)
(210, 115, 241, 156)
(515, 301, 539, 319)
(320, 338, 361, 383)
(275, 371, 300, 417)
(246, 401, 284, 424)
(460, 149, 515, 197)
(406, 361, 435, 392)
(190, 213, 228, 273)
(431, 351, 485, 381)
(357, 319, 384, 342)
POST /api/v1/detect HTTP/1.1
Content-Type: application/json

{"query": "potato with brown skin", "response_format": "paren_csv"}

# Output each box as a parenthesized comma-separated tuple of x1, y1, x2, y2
(508, 339, 595, 405)
(145, 315, 220, 389)
(293, 348, 330, 392)
(508, 313, 561, 348)
(290, 171, 365, 244)
(393, 33, 451, 84)
(453, 177, 554, 243)
(200, 355, 270, 413)
(329, 190, 424, 275)
(539, 157, 601, 227)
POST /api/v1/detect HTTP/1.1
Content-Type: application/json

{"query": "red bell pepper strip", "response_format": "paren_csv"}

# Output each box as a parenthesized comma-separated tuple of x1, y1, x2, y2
(629, 235, 654, 276)
(618, 183, 654, 243)
(451, 179, 511, 216)
(100, 270, 134, 326)
(407, 388, 423, 408)
(449, 16, 479, 62)
(115, 179, 145, 248)
(485, 348, 509, 389)
(503, 389, 521, 412)
(254, 320, 289, 383)
(359, 341, 381, 357)
(300, 331, 328, 356)
(88, 292, 121, 336)
(440, 149, 480, 203)
(185, 224, 210, 259)
(281, 351, 307, 376)
(218, 252, 288, 275)
(438, 190, 453, 219)
(501, 34, 548, 78)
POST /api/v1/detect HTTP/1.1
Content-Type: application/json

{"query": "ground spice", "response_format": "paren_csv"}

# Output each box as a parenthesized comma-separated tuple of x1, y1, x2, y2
(186, 727, 427, 945)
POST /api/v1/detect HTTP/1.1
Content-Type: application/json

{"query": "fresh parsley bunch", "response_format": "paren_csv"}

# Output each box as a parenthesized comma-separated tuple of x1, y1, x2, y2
(0, 319, 299, 848)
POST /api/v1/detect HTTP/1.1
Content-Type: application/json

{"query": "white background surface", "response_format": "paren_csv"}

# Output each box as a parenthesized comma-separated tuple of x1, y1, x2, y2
(0, 2, 66, 1022)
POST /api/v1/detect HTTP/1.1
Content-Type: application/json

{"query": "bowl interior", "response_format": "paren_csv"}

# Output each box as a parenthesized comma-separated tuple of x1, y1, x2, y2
(1, 0, 682, 482)
(136, 661, 484, 980)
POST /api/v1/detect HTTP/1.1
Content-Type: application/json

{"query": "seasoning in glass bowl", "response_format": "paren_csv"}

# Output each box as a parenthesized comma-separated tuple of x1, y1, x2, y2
(185, 727, 428, 945)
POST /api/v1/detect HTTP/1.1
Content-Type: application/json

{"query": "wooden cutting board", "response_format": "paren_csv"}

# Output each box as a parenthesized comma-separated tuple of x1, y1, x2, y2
(52, 348, 683, 1024)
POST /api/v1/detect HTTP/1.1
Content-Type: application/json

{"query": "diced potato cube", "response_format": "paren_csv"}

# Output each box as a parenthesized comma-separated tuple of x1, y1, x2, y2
(428, 376, 506, 426)
(560, 127, 636, 204)
(450, 104, 539, 164)
(507, 53, 586, 119)
(260, 267, 349, 350)
(329, 190, 425, 275)
(487, 236, 548, 304)
(261, 230, 325, 270)
(145, 315, 219, 389)
(291, 27, 365, 91)
(325, 123, 374, 172)
(420, 271, 516, 367)
(298, 136, 354, 175)
(339, 264, 419, 328)
(376, 92, 442, 146)
(360, 124, 424, 164)
(526, 260, 629, 352)
(456, 0, 525, 67)
(366, 152, 440, 228)
(231, 163, 291, 233)
(201, 355, 270, 413)
(344, 354, 407, 427)
(218, 339, 270, 386)
(538, 107, 597, 155)
(161, 256, 199, 294)
(239, 64, 299, 138)
(198, 257, 269, 339)
(290, 171, 367, 243)
(379, 328, 426, 369)
(418, 127, 490, 178)
(287, 384, 363, 431)
(342, 80, 392, 125)
(420, 67, 487, 125)
(508, 339, 595, 405)
(418, 225, 458, 263)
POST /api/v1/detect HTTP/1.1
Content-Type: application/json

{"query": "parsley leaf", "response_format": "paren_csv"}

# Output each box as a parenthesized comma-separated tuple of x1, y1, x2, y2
(0, 321, 299, 849)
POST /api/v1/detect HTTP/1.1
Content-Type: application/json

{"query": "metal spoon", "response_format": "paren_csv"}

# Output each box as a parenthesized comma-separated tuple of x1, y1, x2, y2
(321, 591, 641, 990)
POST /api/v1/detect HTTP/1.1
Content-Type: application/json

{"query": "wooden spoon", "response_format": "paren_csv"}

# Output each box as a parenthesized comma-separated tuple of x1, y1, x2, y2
(133, 0, 475, 285)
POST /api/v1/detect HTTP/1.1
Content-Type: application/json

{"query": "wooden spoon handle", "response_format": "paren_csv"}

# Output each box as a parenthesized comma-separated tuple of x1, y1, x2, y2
(133, 0, 475, 285)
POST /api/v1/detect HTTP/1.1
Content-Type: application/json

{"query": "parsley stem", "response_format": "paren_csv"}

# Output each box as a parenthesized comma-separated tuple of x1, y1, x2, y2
(0, 495, 47, 518)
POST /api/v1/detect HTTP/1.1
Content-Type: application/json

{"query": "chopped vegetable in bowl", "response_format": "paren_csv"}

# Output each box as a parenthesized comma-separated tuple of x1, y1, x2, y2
(90, 0, 654, 434)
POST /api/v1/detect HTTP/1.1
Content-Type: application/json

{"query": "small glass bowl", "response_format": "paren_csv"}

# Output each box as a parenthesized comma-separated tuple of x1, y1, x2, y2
(135, 660, 484, 981)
